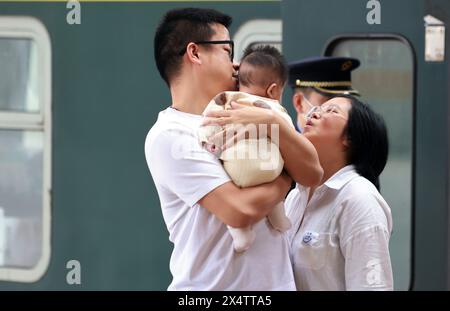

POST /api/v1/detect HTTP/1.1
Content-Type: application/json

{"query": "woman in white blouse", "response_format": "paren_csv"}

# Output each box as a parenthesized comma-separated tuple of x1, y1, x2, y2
(285, 96, 393, 291)
(203, 95, 393, 290)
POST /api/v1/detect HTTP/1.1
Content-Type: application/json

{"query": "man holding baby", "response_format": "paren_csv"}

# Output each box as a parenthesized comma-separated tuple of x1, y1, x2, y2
(144, 7, 322, 290)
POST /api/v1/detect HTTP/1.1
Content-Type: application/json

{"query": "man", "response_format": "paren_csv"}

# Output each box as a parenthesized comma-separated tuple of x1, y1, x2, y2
(145, 8, 321, 290)
(288, 56, 361, 133)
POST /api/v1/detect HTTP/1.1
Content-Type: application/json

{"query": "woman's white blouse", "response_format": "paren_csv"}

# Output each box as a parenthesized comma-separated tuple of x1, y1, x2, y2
(285, 165, 394, 291)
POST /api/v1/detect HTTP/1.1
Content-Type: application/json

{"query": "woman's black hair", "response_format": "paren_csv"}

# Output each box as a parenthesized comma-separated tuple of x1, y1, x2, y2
(339, 95, 389, 191)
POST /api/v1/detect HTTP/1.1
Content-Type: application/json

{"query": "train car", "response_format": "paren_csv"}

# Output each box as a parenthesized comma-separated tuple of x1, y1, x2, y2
(0, 0, 448, 291)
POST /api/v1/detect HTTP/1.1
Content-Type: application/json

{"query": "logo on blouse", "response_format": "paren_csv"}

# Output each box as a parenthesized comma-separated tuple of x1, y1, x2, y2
(302, 231, 319, 245)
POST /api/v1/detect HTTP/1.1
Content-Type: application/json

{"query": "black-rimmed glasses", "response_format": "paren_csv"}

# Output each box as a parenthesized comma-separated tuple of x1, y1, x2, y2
(179, 40, 234, 62)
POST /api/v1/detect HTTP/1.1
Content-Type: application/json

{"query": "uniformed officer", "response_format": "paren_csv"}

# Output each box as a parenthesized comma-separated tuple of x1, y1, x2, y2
(288, 56, 361, 132)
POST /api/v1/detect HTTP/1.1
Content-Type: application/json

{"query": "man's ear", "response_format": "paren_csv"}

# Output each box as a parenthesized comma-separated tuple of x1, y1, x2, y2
(266, 83, 280, 100)
(292, 92, 304, 113)
(186, 42, 202, 64)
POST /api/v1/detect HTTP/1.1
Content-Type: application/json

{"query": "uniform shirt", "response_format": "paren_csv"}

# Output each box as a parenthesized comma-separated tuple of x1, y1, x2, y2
(144, 107, 296, 291)
(285, 165, 393, 291)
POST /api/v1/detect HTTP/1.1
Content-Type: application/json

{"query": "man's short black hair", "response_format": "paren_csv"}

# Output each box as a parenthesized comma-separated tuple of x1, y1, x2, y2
(239, 45, 288, 88)
(154, 8, 232, 86)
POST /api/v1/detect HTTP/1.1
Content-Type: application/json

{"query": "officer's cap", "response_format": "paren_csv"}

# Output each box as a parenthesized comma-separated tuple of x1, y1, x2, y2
(288, 56, 360, 96)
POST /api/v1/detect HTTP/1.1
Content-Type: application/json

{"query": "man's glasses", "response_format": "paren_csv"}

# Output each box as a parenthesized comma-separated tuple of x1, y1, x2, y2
(179, 40, 234, 62)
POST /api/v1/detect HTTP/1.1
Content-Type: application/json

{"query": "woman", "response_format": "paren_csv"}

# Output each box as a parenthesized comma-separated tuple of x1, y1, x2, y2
(203, 95, 393, 290)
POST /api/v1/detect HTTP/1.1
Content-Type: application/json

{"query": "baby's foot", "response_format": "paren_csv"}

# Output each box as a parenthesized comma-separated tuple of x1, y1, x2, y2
(267, 202, 291, 232)
(269, 215, 291, 232)
(232, 229, 256, 253)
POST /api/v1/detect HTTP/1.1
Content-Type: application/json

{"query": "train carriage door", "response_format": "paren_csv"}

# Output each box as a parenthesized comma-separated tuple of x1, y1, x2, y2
(282, 0, 450, 290)
(326, 34, 414, 292)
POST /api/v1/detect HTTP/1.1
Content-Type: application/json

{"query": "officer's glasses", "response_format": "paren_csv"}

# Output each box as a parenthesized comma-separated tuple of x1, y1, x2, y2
(179, 40, 234, 62)
(302, 95, 316, 110)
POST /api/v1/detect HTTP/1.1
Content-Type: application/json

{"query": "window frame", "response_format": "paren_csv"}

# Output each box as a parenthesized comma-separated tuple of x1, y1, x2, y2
(324, 33, 416, 291)
(0, 16, 52, 283)
(233, 19, 282, 62)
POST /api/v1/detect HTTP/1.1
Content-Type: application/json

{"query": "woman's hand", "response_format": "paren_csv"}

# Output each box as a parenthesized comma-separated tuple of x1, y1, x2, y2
(202, 101, 276, 127)
(202, 102, 280, 151)
(207, 123, 254, 151)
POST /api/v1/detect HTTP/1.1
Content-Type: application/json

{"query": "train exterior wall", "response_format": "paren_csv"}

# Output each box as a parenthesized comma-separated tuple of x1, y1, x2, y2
(0, 1, 281, 290)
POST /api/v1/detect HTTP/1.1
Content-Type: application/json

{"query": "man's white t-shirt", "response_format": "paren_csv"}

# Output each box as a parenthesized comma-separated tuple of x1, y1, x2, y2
(144, 107, 296, 291)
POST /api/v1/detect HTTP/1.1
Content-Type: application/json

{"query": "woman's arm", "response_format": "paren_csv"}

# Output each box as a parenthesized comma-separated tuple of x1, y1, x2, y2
(203, 102, 323, 187)
(341, 226, 394, 290)
(339, 193, 394, 291)
(270, 111, 323, 187)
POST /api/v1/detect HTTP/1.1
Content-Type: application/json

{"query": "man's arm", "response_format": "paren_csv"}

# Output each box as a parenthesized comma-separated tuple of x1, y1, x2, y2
(147, 129, 292, 229)
(199, 172, 292, 228)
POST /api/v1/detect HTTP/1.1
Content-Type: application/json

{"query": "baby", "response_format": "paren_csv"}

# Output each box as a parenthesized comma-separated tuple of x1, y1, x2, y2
(199, 45, 293, 252)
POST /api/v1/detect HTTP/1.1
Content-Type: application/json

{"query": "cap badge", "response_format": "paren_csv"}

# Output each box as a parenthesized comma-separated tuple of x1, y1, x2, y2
(341, 60, 353, 71)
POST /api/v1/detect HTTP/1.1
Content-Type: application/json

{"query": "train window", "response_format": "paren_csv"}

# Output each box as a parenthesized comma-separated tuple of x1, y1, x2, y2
(0, 38, 39, 113)
(325, 36, 414, 290)
(233, 19, 282, 62)
(0, 17, 51, 282)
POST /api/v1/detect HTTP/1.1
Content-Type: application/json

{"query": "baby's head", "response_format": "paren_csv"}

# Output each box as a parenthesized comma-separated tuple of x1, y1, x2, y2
(238, 45, 288, 102)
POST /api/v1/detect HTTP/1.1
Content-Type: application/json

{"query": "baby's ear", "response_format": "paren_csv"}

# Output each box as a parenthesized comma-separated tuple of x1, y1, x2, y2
(266, 83, 280, 100)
